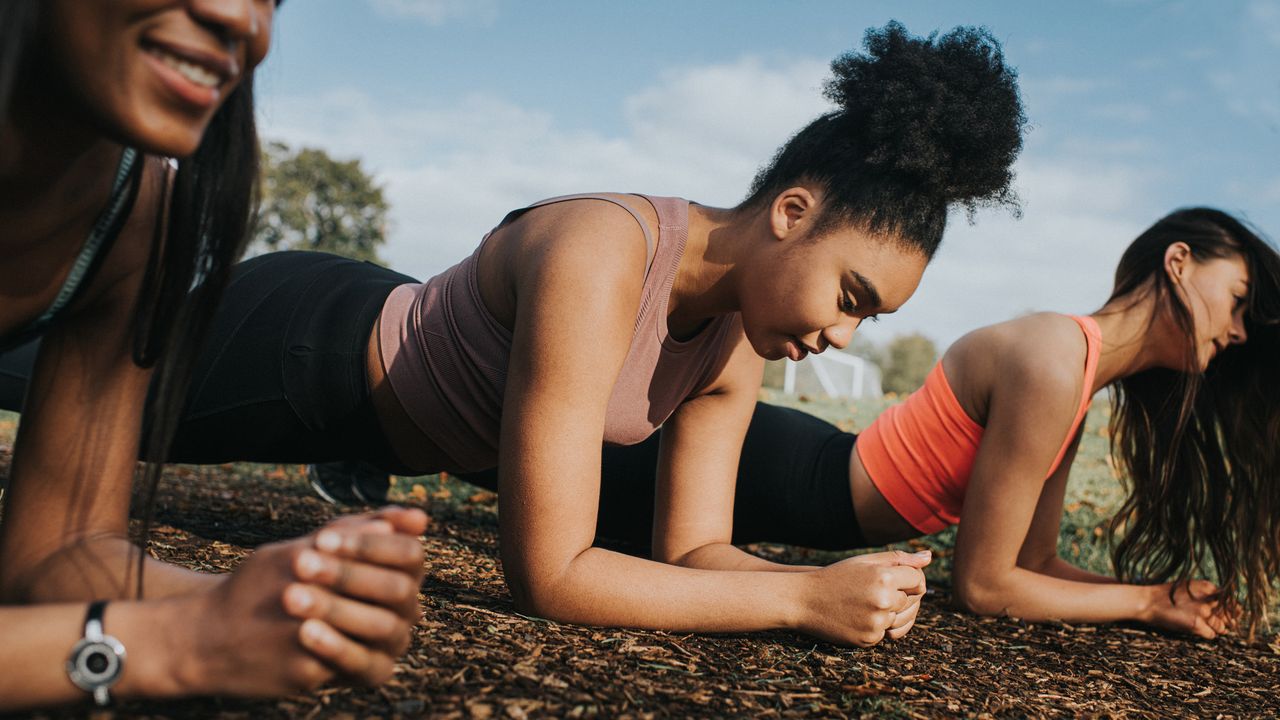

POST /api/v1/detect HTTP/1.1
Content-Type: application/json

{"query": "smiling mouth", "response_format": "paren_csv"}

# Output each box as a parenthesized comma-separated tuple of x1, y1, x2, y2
(143, 41, 235, 89)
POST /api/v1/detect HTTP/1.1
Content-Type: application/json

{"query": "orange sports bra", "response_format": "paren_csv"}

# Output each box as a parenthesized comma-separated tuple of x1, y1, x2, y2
(855, 314, 1102, 534)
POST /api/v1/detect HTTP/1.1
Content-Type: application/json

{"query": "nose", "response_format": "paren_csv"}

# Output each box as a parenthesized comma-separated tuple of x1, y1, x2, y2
(1229, 314, 1248, 345)
(189, 0, 261, 43)
(821, 316, 861, 351)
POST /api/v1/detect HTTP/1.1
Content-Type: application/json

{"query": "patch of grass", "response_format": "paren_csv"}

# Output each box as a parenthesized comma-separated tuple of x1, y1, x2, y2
(0, 410, 18, 444)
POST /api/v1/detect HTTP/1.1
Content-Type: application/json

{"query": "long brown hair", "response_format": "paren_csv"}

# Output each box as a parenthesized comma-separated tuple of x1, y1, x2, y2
(1107, 207, 1280, 633)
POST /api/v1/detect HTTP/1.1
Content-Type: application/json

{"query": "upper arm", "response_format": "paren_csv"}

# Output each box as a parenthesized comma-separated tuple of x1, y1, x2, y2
(651, 318, 762, 563)
(1016, 429, 1083, 572)
(951, 350, 1082, 596)
(493, 203, 650, 602)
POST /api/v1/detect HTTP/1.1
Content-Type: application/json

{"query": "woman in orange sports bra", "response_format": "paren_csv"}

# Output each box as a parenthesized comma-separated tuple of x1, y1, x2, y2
(459, 206, 1280, 639)
(851, 207, 1279, 639)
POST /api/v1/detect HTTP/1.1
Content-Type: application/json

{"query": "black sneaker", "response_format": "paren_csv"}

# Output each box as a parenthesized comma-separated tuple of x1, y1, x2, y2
(307, 461, 391, 506)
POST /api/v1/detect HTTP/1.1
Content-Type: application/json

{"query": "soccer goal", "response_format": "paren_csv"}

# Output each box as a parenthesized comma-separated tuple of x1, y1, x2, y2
(781, 351, 882, 399)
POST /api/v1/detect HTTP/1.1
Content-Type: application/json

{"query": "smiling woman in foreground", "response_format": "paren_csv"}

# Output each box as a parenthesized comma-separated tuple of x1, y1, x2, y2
(0, 0, 425, 709)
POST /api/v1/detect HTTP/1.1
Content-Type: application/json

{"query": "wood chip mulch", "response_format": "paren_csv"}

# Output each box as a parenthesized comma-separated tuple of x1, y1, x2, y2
(2, 454, 1278, 719)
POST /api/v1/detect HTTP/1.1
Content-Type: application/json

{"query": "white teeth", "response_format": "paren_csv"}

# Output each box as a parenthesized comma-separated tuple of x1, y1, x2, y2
(155, 50, 221, 88)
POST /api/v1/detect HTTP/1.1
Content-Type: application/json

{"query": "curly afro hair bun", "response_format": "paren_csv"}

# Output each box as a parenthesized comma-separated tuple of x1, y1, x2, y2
(826, 21, 1023, 214)
(744, 21, 1027, 257)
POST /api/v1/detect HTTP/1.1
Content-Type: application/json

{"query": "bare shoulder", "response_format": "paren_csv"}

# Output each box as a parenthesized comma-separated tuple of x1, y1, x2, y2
(946, 313, 1090, 421)
(498, 194, 654, 273)
(475, 194, 659, 329)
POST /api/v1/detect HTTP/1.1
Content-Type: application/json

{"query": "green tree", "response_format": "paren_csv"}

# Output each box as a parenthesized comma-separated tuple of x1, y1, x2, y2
(880, 333, 938, 395)
(252, 141, 389, 263)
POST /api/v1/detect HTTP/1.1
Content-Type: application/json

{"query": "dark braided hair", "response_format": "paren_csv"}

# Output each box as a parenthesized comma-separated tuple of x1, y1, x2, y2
(742, 21, 1026, 257)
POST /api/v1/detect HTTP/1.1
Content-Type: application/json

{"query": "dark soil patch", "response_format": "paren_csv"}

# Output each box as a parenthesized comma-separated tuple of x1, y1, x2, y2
(3, 454, 1278, 719)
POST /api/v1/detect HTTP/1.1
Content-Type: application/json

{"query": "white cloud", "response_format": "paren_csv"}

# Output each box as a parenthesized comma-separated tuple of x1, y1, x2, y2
(257, 55, 1164, 350)
(259, 56, 832, 276)
(366, 0, 498, 26)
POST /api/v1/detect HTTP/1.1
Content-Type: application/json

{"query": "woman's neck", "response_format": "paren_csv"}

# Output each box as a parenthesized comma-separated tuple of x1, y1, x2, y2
(1090, 289, 1180, 390)
(0, 74, 120, 252)
(666, 202, 759, 335)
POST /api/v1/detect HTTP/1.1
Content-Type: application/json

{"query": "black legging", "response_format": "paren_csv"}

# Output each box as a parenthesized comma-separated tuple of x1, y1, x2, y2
(459, 403, 864, 551)
(0, 252, 866, 552)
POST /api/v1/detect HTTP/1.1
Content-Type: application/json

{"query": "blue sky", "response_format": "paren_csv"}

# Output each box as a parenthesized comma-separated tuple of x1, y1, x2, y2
(255, 0, 1280, 347)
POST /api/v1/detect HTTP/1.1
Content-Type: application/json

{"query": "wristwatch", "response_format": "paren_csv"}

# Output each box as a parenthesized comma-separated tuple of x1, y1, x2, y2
(66, 601, 126, 706)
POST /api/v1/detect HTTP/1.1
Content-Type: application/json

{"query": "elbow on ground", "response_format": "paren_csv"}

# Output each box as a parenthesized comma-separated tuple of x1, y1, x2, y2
(952, 577, 1008, 618)
(505, 573, 578, 623)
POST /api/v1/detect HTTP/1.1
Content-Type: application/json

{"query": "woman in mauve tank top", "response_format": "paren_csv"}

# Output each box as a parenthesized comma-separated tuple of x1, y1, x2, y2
(479, 208, 1280, 639)
(0, 23, 1028, 648)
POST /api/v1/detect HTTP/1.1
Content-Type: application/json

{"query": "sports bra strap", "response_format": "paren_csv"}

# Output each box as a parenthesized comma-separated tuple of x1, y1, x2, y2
(0, 147, 141, 352)
(1048, 314, 1102, 472)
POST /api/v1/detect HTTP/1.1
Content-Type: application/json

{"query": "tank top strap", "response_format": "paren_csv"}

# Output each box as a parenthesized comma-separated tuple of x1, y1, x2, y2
(1069, 314, 1102, 414)
(519, 193, 657, 276)
(1047, 314, 1103, 473)
(632, 195, 689, 341)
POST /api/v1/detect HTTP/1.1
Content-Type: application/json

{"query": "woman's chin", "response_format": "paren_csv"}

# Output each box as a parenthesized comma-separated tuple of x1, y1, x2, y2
(115, 105, 210, 159)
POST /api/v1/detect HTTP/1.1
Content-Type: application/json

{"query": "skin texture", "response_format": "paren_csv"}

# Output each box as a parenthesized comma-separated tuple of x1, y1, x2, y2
(368, 188, 932, 647)
(0, 1, 427, 709)
(844, 244, 1248, 639)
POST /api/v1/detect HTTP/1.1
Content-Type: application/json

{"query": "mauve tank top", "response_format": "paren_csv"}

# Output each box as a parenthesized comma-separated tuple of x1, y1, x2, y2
(378, 193, 740, 473)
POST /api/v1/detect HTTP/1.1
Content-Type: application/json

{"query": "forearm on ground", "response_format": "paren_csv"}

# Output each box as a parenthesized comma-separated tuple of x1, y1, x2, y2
(8, 535, 220, 603)
(0, 599, 193, 711)
(510, 545, 804, 633)
(955, 565, 1150, 624)
(667, 542, 816, 573)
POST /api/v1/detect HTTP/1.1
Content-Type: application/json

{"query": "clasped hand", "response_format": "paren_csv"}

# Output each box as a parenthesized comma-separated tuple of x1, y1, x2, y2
(799, 549, 932, 647)
(174, 506, 428, 696)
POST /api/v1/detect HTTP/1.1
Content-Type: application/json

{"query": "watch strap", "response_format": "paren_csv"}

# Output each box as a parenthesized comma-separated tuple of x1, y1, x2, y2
(84, 600, 106, 643)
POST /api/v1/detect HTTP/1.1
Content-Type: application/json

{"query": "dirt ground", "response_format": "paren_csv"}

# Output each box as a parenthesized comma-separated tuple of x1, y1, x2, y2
(3, 453, 1279, 720)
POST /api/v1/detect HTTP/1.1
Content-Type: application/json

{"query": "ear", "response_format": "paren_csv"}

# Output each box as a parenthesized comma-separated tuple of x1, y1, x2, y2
(1164, 241, 1192, 284)
(768, 187, 819, 241)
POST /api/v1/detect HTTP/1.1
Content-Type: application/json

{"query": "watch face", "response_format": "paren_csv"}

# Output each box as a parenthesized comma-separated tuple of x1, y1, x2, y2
(67, 637, 126, 690)
(86, 648, 112, 674)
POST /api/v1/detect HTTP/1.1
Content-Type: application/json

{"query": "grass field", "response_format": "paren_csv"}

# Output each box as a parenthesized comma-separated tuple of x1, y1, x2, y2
(2, 397, 1278, 718)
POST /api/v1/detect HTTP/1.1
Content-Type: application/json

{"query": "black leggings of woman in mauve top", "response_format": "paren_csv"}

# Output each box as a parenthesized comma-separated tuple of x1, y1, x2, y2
(0, 251, 412, 467)
(462, 402, 867, 553)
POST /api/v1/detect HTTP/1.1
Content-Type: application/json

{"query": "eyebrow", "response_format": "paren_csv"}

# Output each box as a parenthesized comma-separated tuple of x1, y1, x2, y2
(850, 271, 883, 310)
